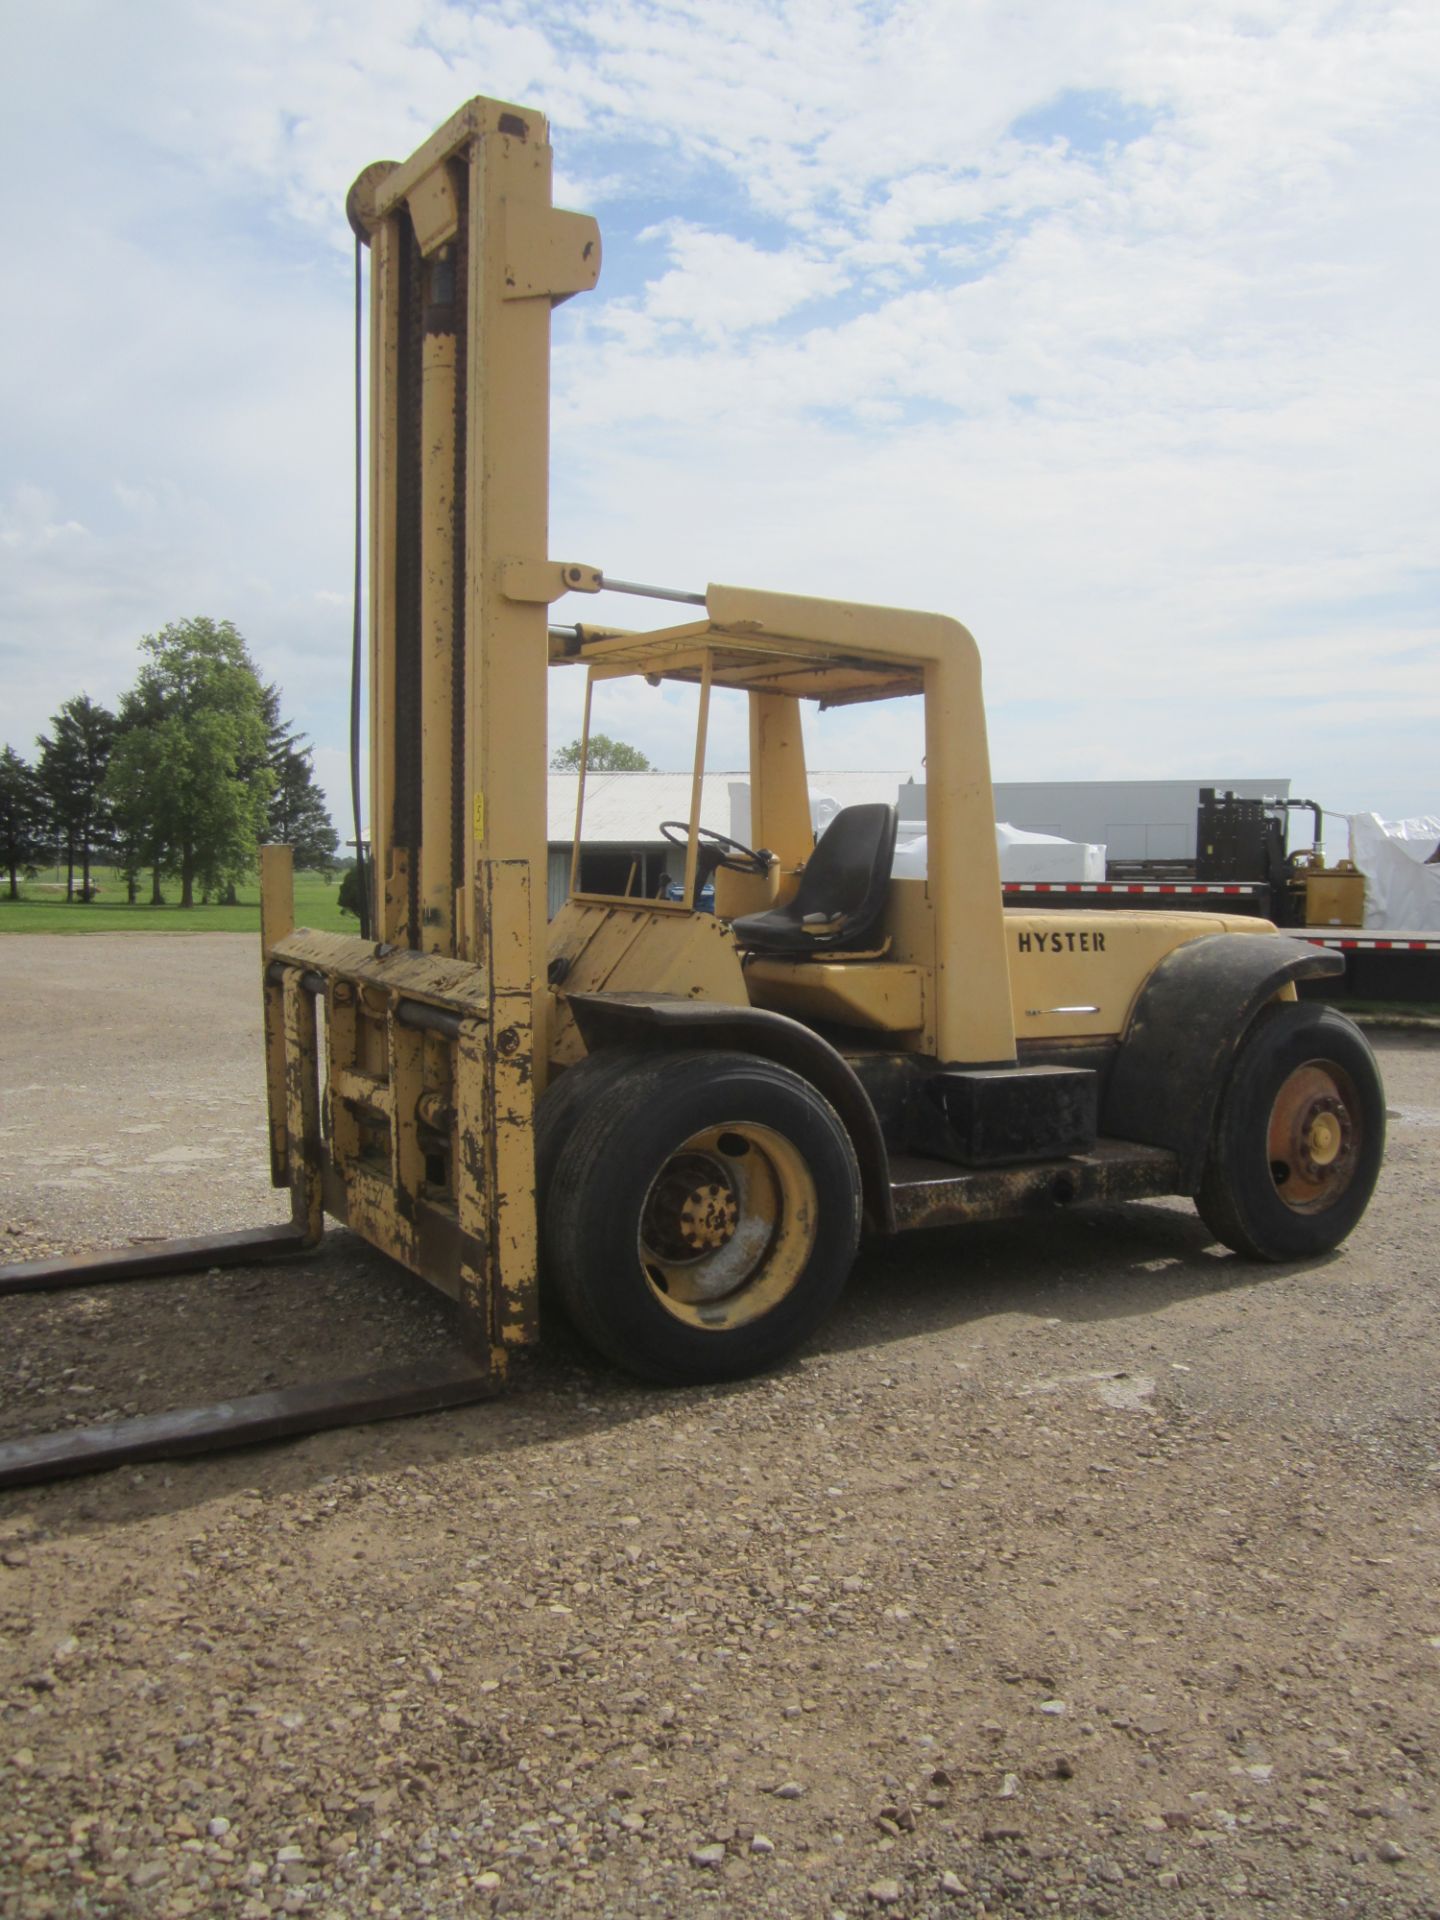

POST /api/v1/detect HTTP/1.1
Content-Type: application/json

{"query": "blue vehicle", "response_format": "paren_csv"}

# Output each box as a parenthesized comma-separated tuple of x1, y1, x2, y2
(663, 875, 715, 912)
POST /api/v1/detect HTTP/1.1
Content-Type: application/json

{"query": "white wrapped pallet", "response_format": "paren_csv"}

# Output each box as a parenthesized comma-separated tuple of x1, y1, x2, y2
(1348, 813, 1440, 932)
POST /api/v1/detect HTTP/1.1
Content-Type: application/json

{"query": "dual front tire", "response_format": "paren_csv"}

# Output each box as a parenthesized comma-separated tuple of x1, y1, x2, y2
(538, 1051, 861, 1384)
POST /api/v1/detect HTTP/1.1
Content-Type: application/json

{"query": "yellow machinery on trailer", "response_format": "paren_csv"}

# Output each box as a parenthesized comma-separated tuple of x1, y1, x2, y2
(0, 96, 1386, 1482)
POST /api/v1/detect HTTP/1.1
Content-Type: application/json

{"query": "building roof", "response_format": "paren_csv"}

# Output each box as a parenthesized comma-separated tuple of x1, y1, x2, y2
(547, 770, 914, 845)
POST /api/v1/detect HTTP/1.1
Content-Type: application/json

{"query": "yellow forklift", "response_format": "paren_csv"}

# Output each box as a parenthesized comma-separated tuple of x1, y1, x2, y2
(0, 96, 1385, 1484)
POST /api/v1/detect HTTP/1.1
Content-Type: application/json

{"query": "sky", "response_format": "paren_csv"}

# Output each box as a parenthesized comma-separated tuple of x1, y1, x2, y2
(2, 0, 1438, 838)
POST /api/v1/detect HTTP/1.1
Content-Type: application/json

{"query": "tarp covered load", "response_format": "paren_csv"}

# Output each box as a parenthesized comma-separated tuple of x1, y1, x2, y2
(1347, 814, 1440, 932)
(891, 821, 1106, 883)
(729, 780, 1105, 884)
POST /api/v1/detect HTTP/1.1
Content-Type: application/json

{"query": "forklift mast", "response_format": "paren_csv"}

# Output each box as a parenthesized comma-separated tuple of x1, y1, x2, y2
(351, 97, 600, 1021)
(249, 100, 603, 1370)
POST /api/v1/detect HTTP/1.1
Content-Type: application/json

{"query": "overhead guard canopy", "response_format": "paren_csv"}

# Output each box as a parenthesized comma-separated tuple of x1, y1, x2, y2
(549, 582, 987, 708)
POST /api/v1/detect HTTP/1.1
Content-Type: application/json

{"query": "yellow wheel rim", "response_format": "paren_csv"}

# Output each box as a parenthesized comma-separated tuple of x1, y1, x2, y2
(1265, 1059, 1361, 1213)
(637, 1123, 817, 1331)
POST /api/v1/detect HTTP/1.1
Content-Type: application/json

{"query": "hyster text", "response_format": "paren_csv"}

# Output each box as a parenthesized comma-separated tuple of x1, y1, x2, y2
(1016, 930, 1106, 953)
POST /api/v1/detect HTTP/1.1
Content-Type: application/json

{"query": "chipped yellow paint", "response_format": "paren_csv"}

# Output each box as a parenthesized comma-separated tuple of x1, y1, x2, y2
(281, 970, 324, 1244)
(547, 898, 749, 1068)
(482, 861, 538, 1347)
(259, 845, 295, 1188)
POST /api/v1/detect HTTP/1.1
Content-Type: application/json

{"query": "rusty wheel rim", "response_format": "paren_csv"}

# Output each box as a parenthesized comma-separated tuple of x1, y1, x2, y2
(637, 1123, 817, 1331)
(1265, 1059, 1362, 1212)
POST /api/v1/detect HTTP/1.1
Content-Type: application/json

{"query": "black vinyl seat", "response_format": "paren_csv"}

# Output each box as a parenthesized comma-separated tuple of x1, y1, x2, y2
(731, 803, 898, 956)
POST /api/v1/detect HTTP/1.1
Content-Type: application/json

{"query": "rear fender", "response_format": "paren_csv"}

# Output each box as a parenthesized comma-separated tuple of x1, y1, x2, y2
(1102, 933, 1344, 1188)
(563, 991, 894, 1232)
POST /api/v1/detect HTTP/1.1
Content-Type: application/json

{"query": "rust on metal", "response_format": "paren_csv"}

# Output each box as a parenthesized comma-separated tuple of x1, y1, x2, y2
(0, 1228, 318, 1305)
(0, 1225, 317, 1298)
(888, 1139, 1182, 1234)
(281, 966, 325, 1241)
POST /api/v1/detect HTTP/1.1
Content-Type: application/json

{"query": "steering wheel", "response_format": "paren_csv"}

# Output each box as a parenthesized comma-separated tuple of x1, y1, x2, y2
(659, 822, 771, 878)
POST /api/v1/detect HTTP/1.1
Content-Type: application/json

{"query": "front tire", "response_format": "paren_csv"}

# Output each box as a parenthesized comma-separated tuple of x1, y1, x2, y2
(1197, 1003, 1385, 1260)
(543, 1050, 861, 1384)
(534, 1051, 641, 1319)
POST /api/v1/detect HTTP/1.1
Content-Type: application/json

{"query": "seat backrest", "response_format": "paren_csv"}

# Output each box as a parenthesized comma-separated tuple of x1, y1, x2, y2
(793, 804, 898, 925)
(731, 803, 898, 954)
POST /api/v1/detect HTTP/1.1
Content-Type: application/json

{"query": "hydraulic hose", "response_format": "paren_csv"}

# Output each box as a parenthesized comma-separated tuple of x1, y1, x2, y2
(351, 232, 370, 939)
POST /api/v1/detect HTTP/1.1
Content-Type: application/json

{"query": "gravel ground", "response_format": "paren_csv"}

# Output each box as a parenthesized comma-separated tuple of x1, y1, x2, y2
(1, 934, 1437, 1920)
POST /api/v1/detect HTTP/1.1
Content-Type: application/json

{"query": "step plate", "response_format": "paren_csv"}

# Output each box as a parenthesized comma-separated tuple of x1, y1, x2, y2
(889, 1139, 1182, 1233)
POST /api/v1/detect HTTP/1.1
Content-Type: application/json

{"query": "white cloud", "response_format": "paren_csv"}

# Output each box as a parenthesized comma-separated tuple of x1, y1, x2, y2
(0, 486, 89, 553)
(1, 0, 1437, 832)
(626, 221, 838, 342)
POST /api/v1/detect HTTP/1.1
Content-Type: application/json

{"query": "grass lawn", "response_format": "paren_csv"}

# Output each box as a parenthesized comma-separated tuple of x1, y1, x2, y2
(0, 866, 351, 934)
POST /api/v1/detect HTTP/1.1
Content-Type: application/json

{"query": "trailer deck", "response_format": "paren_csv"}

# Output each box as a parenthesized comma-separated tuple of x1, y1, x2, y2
(1283, 928, 1440, 1004)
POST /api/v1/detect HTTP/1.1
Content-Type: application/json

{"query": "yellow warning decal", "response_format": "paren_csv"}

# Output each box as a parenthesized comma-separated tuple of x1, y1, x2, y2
(473, 793, 485, 844)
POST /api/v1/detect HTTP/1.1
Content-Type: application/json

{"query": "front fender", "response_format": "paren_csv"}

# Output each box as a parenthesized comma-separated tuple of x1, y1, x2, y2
(1101, 933, 1344, 1188)
(563, 991, 894, 1232)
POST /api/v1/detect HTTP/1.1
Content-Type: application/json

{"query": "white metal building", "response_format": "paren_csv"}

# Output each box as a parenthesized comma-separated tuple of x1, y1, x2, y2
(989, 779, 1292, 861)
(545, 770, 907, 915)
(545, 772, 1296, 913)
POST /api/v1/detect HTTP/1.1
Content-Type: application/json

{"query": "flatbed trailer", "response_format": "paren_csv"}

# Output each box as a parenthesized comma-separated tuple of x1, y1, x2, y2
(1285, 929, 1440, 1005)
(1004, 880, 1272, 916)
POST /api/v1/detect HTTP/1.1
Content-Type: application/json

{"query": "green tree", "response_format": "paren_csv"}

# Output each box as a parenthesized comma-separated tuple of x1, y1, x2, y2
(270, 746, 339, 870)
(551, 734, 651, 772)
(110, 809, 148, 905)
(337, 860, 364, 920)
(0, 746, 46, 900)
(262, 685, 339, 871)
(108, 650, 174, 902)
(105, 618, 273, 910)
(35, 694, 116, 901)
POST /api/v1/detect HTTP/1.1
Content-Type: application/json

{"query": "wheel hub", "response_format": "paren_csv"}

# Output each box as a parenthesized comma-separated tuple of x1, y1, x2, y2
(1281, 1089, 1352, 1183)
(1301, 1097, 1346, 1173)
(644, 1154, 740, 1258)
(635, 1122, 818, 1326)
(678, 1182, 739, 1251)
(1267, 1061, 1361, 1208)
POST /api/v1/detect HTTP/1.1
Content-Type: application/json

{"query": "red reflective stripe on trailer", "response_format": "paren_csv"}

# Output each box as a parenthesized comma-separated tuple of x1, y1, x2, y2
(1003, 878, 1266, 901)
(1287, 932, 1440, 951)
(1325, 937, 1437, 949)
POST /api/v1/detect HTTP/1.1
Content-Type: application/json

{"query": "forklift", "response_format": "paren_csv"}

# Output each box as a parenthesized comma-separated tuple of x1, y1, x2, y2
(0, 96, 1386, 1485)
(1195, 787, 1368, 928)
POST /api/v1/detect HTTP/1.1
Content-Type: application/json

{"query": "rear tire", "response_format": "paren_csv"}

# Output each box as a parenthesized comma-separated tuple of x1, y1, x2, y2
(544, 1050, 861, 1384)
(1197, 1004, 1385, 1260)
